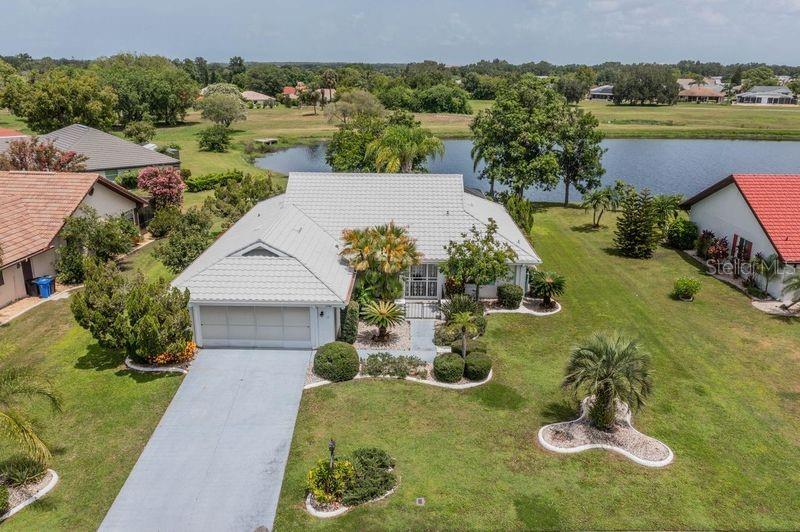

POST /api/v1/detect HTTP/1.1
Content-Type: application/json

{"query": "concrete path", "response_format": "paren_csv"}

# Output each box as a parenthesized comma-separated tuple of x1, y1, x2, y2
(101, 349, 311, 532)
(410, 319, 436, 352)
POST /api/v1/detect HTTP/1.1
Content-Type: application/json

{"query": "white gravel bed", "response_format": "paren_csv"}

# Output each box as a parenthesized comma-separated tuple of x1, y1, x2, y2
(485, 298, 562, 316)
(1, 469, 59, 522)
(354, 321, 411, 350)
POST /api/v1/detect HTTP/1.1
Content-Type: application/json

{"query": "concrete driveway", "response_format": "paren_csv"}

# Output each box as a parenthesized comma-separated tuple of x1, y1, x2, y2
(101, 349, 310, 532)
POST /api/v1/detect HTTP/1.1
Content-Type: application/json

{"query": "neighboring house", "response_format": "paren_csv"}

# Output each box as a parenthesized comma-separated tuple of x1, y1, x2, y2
(677, 77, 722, 91)
(588, 85, 614, 100)
(40, 124, 180, 180)
(172, 173, 540, 349)
(777, 75, 792, 86)
(681, 174, 800, 302)
(678, 87, 725, 103)
(314, 88, 337, 103)
(0, 128, 29, 153)
(735, 86, 797, 105)
(0, 171, 146, 309)
(241, 90, 276, 107)
(280, 86, 299, 100)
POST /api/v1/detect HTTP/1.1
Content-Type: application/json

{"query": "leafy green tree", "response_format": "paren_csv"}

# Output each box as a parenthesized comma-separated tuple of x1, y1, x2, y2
(325, 115, 385, 172)
(613, 189, 659, 258)
(742, 66, 778, 91)
(366, 124, 444, 173)
(555, 73, 593, 103)
(377, 85, 416, 110)
(440, 219, 518, 301)
(0, 368, 62, 464)
(202, 82, 242, 97)
(612, 64, 680, 105)
(360, 300, 405, 341)
(788, 79, 800, 98)
(563, 332, 652, 430)
(557, 107, 605, 205)
(155, 208, 214, 273)
(123, 120, 156, 144)
(324, 90, 384, 125)
(470, 75, 567, 197)
(226, 56, 246, 82)
(197, 124, 232, 152)
(446, 312, 479, 358)
(581, 189, 612, 227)
(203, 174, 277, 227)
(414, 84, 472, 113)
(197, 93, 247, 126)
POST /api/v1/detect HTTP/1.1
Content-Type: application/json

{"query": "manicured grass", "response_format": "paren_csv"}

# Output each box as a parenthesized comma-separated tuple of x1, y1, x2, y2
(274, 206, 800, 530)
(0, 243, 181, 530)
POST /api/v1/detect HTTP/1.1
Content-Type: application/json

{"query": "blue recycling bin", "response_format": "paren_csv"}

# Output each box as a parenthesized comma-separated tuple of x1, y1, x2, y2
(33, 277, 53, 298)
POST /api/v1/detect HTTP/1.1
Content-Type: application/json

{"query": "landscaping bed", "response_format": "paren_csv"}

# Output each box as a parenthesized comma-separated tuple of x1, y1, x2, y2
(485, 297, 562, 316)
(1, 469, 59, 522)
(354, 320, 411, 350)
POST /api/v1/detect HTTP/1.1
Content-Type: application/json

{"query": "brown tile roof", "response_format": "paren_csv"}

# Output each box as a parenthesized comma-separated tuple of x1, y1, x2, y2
(0, 171, 144, 266)
(679, 87, 725, 98)
(0, 128, 26, 138)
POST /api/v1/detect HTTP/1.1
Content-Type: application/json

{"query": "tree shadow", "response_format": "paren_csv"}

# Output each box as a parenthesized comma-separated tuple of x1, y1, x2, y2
(570, 223, 605, 233)
(513, 494, 561, 530)
(113, 368, 180, 383)
(540, 398, 578, 424)
(601, 246, 625, 258)
(470, 382, 526, 411)
(74, 344, 125, 371)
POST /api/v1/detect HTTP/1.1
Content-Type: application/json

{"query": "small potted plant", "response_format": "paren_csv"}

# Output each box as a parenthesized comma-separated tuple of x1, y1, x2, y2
(673, 276, 701, 302)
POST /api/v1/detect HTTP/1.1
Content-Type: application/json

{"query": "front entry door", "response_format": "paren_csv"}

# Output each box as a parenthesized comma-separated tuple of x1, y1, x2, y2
(405, 264, 439, 299)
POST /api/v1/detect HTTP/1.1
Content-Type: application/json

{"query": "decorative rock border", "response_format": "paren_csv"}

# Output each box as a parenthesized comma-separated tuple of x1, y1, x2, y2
(304, 369, 492, 391)
(305, 481, 399, 518)
(124, 356, 189, 375)
(0, 469, 59, 522)
(537, 399, 674, 468)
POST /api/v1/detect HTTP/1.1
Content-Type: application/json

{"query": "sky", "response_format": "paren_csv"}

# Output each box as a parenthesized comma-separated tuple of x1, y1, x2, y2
(2, 0, 800, 65)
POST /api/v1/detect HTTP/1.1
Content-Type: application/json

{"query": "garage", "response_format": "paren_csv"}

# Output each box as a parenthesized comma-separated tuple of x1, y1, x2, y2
(197, 305, 313, 348)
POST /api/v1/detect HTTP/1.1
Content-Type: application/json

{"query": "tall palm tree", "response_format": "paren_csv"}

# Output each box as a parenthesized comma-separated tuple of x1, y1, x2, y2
(340, 228, 373, 272)
(562, 333, 652, 431)
(446, 312, 479, 358)
(367, 125, 444, 173)
(581, 189, 611, 227)
(0, 368, 62, 464)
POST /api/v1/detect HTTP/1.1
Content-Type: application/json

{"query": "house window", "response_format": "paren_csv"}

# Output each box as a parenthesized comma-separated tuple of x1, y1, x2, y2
(732, 235, 753, 261)
(405, 264, 438, 298)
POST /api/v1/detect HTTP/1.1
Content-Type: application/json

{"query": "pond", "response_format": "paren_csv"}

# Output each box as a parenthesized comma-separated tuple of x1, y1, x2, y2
(255, 138, 800, 202)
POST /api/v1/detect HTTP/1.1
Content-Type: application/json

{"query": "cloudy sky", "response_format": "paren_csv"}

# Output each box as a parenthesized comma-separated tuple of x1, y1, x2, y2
(2, 0, 799, 64)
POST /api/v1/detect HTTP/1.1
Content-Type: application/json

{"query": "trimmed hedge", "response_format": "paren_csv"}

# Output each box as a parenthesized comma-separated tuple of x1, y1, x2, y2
(338, 300, 360, 344)
(451, 339, 487, 357)
(313, 341, 359, 382)
(433, 353, 465, 383)
(497, 284, 524, 309)
(464, 353, 492, 381)
(185, 169, 245, 192)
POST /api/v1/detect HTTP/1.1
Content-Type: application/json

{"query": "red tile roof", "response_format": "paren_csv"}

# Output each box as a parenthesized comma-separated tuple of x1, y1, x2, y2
(0, 128, 26, 137)
(282, 86, 296, 95)
(0, 171, 144, 266)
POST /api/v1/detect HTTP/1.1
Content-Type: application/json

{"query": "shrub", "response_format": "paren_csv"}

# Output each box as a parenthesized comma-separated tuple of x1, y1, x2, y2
(338, 301, 360, 344)
(0, 485, 7, 513)
(362, 352, 425, 378)
(0, 455, 47, 487)
(314, 341, 360, 382)
(433, 353, 465, 383)
(360, 300, 405, 340)
(473, 314, 487, 335)
(197, 124, 232, 152)
(180, 168, 192, 180)
(118, 169, 139, 189)
(146, 340, 197, 366)
(433, 322, 460, 346)
(439, 293, 483, 321)
(185, 169, 246, 192)
(137, 166, 185, 209)
(707, 236, 730, 263)
(147, 205, 182, 238)
(695, 229, 716, 258)
(342, 447, 397, 506)
(306, 459, 356, 505)
(451, 339, 486, 357)
(529, 270, 566, 308)
(464, 352, 492, 381)
(497, 284, 524, 309)
(666, 219, 699, 250)
(673, 277, 701, 300)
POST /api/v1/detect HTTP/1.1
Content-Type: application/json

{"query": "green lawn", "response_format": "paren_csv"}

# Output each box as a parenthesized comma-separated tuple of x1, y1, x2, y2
(274, 206, 800, 530)
(0, 243, 182, 530)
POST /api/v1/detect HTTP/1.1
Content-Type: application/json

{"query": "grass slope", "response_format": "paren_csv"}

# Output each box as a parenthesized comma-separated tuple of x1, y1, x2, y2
(0, 243, 181, 530)
(274, 206, 800, 530)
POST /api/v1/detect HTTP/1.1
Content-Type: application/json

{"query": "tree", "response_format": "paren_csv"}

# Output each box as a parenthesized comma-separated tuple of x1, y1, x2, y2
(155, 208, 214, 273)
(751, 253, 780, 294)
(446, 312, 479, 358)
(689, 72, 705, 88)
(197, 93, 247, 126)
(203, 173, 277, 227)
(325, 115, 385, 172)
(320, 69, 337, 90)
(440, 219, 518, 301)
(651, 194, 683, 236)
(202, 82, 242, 97)
(299, 88, 321, 114)
(18, 67, 118, 132)
(226, 56, 246, 82)
(742, 66, 778, 91)
(563, 332, 652, 431)
(581, 189, 612, 227)
(612, 64, 680, 105)
(613, 189, 659, 258)
(470, 75, 567, 197)
(555, 73, 593, 103)
(788, 79, 800, 98)
(123, 120, 156, 144)
(0, 367, 62, 464)
(557, 107, 605, 205)
(414, 84, 472, 114)
(0, 137, 87, 171)
(137, 166, 185, 209)
(197, 124, 232, 152)
(529, 270, 566, 309)
(324, 90, 384, 125)
(366, 124, 444, 173)
(360, 300, 405, 341)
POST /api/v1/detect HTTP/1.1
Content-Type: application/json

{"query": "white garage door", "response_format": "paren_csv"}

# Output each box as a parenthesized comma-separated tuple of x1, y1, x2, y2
(198, 305, 313, 348)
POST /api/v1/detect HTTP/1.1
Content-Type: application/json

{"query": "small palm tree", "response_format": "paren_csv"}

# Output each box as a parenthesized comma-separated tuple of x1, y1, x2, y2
(0, 368, 62, 464)
(782, 272, 800, 309)
(361, 300, 405, 340)
(367, 125, 445, 173)
(529, 270, 566, 308)
(581, 189, 611, 227)
(752, 253, 780, 294)
(562, 333, 652, 431)
(446, 312, 479, 358)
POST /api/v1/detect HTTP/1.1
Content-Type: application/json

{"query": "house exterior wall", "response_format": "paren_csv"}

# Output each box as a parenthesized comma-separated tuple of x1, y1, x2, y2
(30, 249, 57, 278)
(80, 184, 139, 219)
(464, 264, 528, 300)
(0, 263, 27, 308)
(688, 183, 794, 302)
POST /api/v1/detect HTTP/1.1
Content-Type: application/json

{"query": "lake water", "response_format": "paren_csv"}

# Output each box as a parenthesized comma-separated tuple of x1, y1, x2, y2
(255, 139, 800, 202)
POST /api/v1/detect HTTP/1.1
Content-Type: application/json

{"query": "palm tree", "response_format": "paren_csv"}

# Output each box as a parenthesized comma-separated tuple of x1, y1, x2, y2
(0, 368, 62, 464)
(782, 272, 800, 309)
(581, 189, 611, 227)
(366, 125, 444, 173)
(529, 270, 566, 308)
(752, 253, 780, 294)
(361, 300, 405, 340)
(562, 333, 652, 431)
(446, 312, 479, 358)
(340, 228, 373, 272)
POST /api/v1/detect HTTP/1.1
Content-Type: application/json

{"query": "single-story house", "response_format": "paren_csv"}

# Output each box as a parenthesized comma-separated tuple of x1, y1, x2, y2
(280, 86, 299, 100)
(678, 87, 725, 103)
(0, 171, 146, 309)
(588, 85, 614, 100)
(172, 172, 540, 349)
(735, 86, 797, 105)
(40, 124, 180, 181)
(681, 174, 800, 302)
(241, 90, 276, 107)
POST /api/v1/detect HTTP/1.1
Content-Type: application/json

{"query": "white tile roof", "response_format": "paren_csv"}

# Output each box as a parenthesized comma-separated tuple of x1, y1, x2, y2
(174, 173, 540, 305)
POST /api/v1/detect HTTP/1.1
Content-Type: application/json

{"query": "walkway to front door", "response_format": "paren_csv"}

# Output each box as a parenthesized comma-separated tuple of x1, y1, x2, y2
(100, 349, 310, 531)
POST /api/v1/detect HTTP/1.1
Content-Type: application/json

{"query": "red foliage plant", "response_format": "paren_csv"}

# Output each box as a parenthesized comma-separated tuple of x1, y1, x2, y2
(137, 166, 185, 209)
(0, 137, 88, 171)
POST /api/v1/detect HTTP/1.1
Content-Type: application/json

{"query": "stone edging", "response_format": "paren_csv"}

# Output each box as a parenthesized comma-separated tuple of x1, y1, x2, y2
(485, 300, 562, 317)
(537, 401, 673, 468)
(304, 369, 492, 391)
(124, 356, 188, 375)
(0, 469, 59, 522)
(305, 480, 399, 518)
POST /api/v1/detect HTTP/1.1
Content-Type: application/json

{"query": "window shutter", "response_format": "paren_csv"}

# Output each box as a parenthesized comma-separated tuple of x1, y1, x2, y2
(744, 241, 753, 262)
(731, 234, 739, 259)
